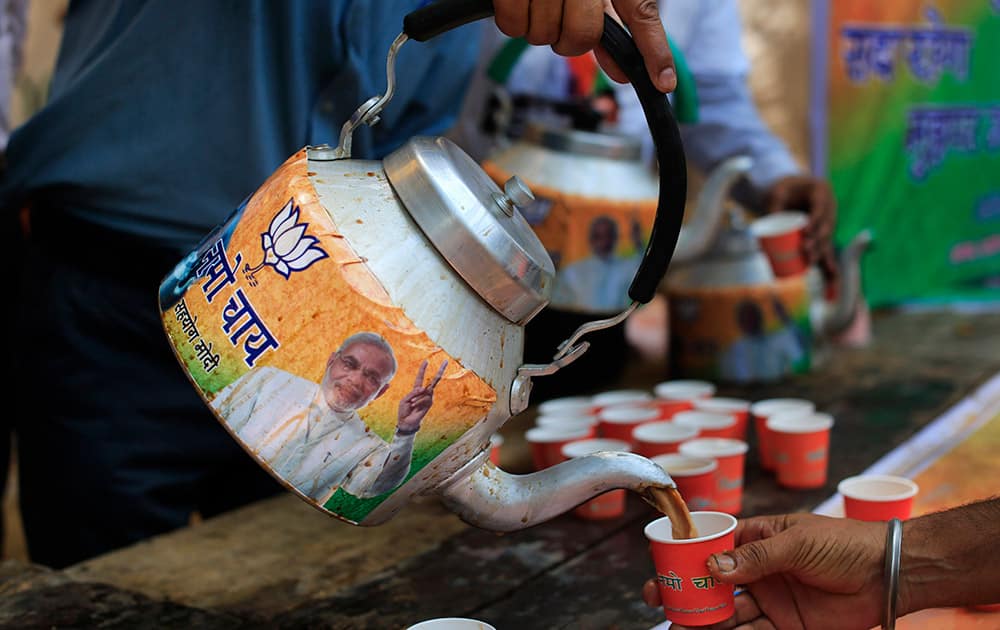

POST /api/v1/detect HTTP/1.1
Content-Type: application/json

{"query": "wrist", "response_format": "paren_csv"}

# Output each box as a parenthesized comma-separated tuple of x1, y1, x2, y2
(395, 425, 419, 437)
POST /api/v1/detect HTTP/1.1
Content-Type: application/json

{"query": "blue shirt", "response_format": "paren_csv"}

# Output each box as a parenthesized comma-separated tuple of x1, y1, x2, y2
(2, 0, 480, 249)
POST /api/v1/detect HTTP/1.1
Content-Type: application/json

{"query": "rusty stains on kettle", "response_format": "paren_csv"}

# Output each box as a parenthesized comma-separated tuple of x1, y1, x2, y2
(306, 171, 317, 177)
(366, 171, 376, 177)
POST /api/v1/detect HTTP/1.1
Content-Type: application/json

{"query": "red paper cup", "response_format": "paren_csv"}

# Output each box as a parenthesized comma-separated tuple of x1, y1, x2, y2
(767, 412, 834, 489)
(693, 397, 750, 441)
(838, 475, 919, 521)
(524, 425, 591, 471)
(651, 398, 695, 420)
(633, 421, 700, 457)
(537, 396, 597, 418)
(591, 389, 654, 412)
(644, 511, 738, 626)
(653, 380, 716, 403)
(561, 438, 632, 520)
(489, 433, 504, 466)
(679, 438, 749, 515)
(750, 398, 815, 471)
(750, 211, 809, 277)
(597, 404, 661, 445)
(651, 454, 718, 511)
(673, 410, 740, 440)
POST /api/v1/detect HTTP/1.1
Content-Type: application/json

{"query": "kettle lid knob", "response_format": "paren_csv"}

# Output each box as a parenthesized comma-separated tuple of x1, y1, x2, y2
(495, 176, 535, 217)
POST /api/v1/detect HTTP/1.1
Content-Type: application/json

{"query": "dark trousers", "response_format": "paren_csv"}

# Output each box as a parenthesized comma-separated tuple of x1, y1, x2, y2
(14, 214, 281, 568)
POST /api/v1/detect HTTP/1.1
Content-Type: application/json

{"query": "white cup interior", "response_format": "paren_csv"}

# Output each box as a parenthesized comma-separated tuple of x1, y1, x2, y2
(489, 433, 504, 447)
(679, 438, 749, 458)
(749, 211, 808, 238)
(693, 397, 750, 414)
(561, 438, 631, 458)
(538, 396, 596, 416)
(525, 425, 590, 443)
(653, 380, 716, 400)
(592, 389, 654, 406)
(838, 475, 919, 502)
(751, 398, 816, 418)
(406, 618, 498, 630)
(674, 410, 737, 430)
(536, 414, 598, 429)
(644, 511, 737, 544)
(599, 405, 660, 424)
(633, 421, 699, 443)
(651, 453, 718, 477)
(766, 412, 834, 434)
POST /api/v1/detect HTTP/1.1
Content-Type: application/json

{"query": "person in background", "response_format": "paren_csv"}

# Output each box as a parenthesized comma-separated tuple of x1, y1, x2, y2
(0, 0, 29, 560)
(0, 0, 675, 568)
(643, 497, 1000, 629)
(451, 0, 836, 400)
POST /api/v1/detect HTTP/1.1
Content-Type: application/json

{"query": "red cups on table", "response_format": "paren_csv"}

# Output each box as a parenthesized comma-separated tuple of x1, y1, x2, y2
(749, 211, 809, 277)
(693, 397, 750, 441)
(644, 511, 738, 626)
(591, 389, 653, 412)
(597, 404, 660, 446)
(651, 454, 717, 511)
(838, 475, 919, 521)
(561, 438, 632, 520)
(679, 438, 749, 515)
(633, 421, 699, 457)
(673, 410, 740, 440)
(750, 398, 815, 471)
(653, 380, 716, 403)
(767, 412, 835, 489)
(524, 425, 590, 471)
(537, 396, 597, 418)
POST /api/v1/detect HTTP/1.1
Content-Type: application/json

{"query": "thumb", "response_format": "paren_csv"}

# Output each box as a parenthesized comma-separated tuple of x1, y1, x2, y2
(707, 537, 798, 585)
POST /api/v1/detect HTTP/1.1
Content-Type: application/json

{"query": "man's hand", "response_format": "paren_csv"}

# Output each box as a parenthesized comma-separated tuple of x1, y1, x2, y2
(396, 359, 448, 435)
(764, 175, 839, 284)
(492, 0, 677, 93)
(643, 513, 886, 630)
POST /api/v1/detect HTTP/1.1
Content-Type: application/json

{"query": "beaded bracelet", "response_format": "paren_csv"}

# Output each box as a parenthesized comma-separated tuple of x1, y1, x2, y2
(883, 518, 903, 630)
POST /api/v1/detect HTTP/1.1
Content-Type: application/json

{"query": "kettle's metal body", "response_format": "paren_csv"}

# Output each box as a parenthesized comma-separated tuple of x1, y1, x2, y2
(159, 3, 687, 531)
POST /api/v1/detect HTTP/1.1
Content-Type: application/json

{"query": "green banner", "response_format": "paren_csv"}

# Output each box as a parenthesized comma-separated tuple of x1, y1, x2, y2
(814, 2, 1000, 306)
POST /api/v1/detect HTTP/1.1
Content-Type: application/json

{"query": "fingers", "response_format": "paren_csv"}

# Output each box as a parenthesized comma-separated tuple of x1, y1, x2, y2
(641, 578, 660, 607)
(708, 532, 801, 586)
(553, 1, 604, 56)
(609, 0, 676, 92)
(493, 0, 530, 39)
(429, 360, 448, 389)
(525, 0, 564, 47)
(670, 593, 770, 630)
(413, 360, 428, 389)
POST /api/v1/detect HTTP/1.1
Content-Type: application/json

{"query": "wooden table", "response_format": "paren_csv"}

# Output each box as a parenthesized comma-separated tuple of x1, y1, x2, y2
(3, 309, 999, 629)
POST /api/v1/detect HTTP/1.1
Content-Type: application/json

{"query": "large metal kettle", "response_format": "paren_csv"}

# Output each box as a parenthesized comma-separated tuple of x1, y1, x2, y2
(157, 0, 686, 531)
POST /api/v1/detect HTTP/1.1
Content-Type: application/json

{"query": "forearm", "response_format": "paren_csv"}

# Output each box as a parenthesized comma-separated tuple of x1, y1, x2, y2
(899, 496, 1000, 614)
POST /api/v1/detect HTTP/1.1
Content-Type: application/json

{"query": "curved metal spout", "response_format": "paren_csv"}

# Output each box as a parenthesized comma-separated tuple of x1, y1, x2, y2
(819, 229, 873, 337)
(671, 155, 754, 265)
(437, 451, 675, 532)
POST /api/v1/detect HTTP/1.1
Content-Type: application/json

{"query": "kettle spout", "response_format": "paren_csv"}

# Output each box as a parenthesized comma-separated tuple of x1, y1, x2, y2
(819, 229, 874, 337)
(437, 451, 675, 532)
(672, 155, 754, 265)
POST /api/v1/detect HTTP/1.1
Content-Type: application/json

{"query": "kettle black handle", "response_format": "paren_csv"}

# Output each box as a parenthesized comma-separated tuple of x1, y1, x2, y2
(403, 0, 687, 304)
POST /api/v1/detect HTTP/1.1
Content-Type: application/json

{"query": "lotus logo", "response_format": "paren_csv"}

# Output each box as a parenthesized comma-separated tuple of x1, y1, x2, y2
(244, 199, 328, 286)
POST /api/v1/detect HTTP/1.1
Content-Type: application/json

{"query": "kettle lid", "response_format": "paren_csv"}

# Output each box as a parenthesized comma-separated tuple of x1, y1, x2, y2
(384, 136, 554, 324)
(522, 121, 642, 161)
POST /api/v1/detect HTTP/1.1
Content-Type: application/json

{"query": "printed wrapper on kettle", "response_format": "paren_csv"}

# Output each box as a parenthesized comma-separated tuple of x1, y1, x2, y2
(160, 151, 496, 523)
